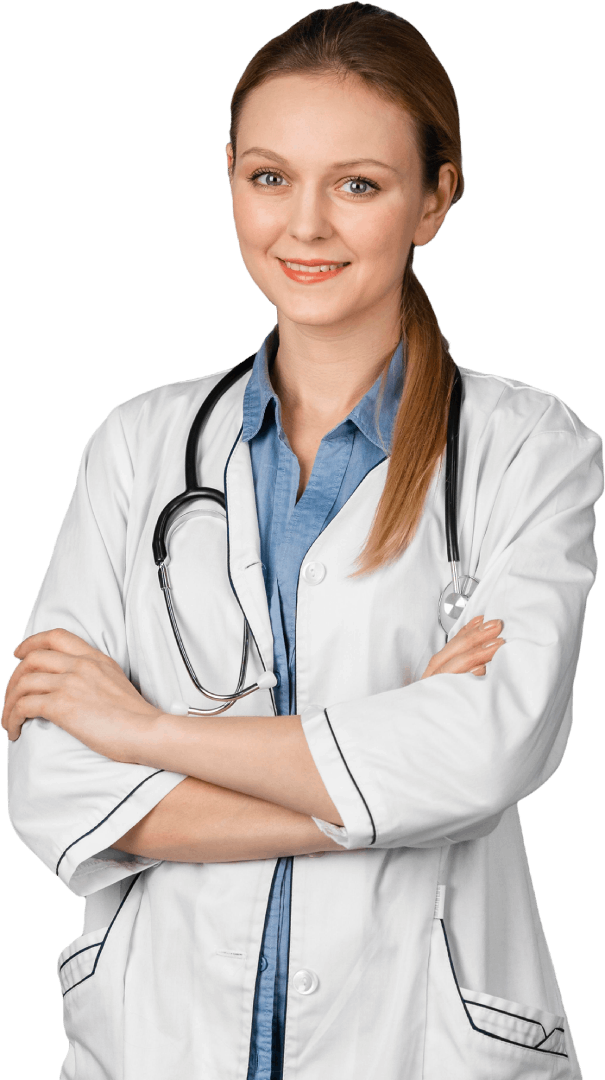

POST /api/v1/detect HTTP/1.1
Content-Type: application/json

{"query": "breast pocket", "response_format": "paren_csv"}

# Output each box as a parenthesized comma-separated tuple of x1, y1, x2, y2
(423, 915, 572, 1079)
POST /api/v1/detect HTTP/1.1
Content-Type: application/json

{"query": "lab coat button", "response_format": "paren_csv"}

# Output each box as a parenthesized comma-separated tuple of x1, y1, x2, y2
(293, 969, 319, 995)
(302, 561, 326, 585)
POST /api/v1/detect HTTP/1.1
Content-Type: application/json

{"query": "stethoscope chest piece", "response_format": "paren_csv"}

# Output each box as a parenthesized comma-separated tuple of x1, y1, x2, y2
(438, 574, 479, 638)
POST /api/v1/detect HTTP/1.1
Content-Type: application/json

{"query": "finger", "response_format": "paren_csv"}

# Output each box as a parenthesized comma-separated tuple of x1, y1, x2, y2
(437, 637, 505, 675)
(456, 616, 485, 636)
(14, 628, 97, 661)
(11, 649, 71, 679)
(459, 618, 503, 646)
(433, 619, 502, 669)
(441, 617, 484, 650)
(5, 693, 57, 741)
(2, 651, 71, 725)
(2, 672, 61, 731)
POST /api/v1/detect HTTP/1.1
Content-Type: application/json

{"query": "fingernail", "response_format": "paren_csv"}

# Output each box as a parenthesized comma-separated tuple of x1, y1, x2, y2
(469, 616, 484, 625)
(483, 620, 501, 631)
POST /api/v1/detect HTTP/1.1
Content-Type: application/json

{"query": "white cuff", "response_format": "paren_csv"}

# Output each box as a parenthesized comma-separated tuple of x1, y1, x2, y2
(311, 816, 349, 848)
(300, 703, 376, 850)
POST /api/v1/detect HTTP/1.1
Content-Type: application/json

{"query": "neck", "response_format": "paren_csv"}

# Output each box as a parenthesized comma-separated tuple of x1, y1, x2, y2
(271, 308, 401, 424)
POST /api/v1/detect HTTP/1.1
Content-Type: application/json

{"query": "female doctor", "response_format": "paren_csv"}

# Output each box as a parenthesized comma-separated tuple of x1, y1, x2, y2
(3, 4, 603, 1079)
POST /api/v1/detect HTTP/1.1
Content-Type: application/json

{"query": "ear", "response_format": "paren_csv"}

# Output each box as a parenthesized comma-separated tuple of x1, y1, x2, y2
(413, 163, 458, 247)
(226, 142, 234, 181)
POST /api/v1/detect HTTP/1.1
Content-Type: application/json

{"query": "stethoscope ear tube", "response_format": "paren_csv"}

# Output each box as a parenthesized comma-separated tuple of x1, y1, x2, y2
(184, 355, 255, 492)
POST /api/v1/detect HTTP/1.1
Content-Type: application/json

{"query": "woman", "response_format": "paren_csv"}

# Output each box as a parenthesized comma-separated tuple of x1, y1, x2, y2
(3, 4, 602, 1078)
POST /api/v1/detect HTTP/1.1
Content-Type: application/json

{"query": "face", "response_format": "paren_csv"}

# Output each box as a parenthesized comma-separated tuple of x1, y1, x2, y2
(227, 72, 457, 334)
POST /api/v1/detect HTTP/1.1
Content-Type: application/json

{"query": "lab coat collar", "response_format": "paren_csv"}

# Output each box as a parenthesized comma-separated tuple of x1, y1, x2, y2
(223, 428, 275, 686)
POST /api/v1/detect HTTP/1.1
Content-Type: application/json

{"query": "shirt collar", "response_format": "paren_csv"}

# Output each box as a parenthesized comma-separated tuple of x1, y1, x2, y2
(241, 325, 404, 453)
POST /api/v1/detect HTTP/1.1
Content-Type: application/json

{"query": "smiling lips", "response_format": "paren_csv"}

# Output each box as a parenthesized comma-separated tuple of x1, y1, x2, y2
(278, 258, 350, 284)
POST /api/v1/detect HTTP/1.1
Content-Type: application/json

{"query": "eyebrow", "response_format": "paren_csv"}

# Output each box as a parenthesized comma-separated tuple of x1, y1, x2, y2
(239, 147, 397, 173)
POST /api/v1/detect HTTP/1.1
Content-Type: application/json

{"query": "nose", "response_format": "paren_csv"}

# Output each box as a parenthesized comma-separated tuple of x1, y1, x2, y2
(286, 183, 333, 244)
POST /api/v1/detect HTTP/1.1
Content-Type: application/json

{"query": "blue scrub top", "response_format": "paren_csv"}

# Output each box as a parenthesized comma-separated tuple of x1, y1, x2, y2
(242, 327, 404, 1080)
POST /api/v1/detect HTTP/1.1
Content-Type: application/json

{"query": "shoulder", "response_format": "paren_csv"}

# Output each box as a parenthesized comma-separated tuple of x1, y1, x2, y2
(87, 367, 247, 462)
(115, 369, 233, 432)
(459, 366, 601, 447)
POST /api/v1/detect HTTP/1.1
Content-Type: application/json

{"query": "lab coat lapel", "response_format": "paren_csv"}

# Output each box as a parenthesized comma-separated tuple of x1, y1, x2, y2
(223, 432, 274, 677)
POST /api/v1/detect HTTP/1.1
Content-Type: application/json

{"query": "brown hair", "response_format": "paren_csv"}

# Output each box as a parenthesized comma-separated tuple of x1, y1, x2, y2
(229, 3, 464, 572)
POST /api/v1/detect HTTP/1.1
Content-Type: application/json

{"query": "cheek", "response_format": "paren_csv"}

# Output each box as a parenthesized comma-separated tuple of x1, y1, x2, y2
(346, 202, 412, 276)
(233, 190, 282, 253)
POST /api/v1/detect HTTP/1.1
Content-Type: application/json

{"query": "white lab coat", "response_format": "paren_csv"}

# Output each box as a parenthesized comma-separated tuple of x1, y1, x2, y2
(8, 363, 603, 1080)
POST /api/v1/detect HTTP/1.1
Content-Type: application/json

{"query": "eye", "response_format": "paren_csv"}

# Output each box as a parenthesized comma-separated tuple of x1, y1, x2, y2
(340, 177, 380, 197)
(248, 169, 288, 189)
(244, 167, 378, 199)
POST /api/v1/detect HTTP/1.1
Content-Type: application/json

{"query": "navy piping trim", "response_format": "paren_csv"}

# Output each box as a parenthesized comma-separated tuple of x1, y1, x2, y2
(440, 920, 568, 1058)
(245, 859, 282, 1078)
(282, 857, 294, 1036)
(223, 425, 276, 715)
(55, 770, 165, 877)
(323, 708, 376, 845)
(57, 941, 102, 976)
(62, 875, 139, 997)
(271, 855, 293, 1079)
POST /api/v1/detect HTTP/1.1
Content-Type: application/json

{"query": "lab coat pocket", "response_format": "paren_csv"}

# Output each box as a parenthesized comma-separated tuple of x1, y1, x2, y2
(423, 916, 572, 1079)
(58, 875, 143, 1080)
(58, 919, 123, 1080)
(58, 927, 109, 997)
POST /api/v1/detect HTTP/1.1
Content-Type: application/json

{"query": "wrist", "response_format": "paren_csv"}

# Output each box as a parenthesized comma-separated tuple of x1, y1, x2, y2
(132, 709, 176, 769)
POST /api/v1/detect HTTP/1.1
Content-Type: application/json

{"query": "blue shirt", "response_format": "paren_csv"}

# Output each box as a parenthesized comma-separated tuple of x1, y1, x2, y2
(243, 327, 404, 1080)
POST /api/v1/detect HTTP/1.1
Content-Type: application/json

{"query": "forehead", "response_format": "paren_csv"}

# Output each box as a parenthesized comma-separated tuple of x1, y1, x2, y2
(236, 72, 419, 170)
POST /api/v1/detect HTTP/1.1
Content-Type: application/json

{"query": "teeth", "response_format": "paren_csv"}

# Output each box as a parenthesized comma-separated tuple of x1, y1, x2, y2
(284, 261, 345, 272)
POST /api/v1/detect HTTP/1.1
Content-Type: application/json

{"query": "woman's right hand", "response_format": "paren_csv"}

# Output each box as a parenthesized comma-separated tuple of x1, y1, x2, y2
(421, 616, 505, 679)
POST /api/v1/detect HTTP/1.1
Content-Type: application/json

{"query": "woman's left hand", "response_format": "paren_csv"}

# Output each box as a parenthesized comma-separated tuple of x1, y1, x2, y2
(1, 628, 160, 761)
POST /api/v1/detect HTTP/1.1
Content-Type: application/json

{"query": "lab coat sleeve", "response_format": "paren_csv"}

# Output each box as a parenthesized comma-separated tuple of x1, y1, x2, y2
(7, 406, 187, 896)
(301, 424, 603, 851)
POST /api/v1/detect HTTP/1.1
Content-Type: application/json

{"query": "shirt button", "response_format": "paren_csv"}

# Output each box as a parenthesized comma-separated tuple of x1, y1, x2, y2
(302, 561, 326, 585)
(292, 969, 319, 995)
(259, 955, 268, 971)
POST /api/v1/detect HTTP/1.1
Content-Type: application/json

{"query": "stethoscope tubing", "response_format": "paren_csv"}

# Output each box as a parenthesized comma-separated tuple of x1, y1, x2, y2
(445, 365, 463, 595)
(153, 354, 256, 567)
(153, 355, 261, 713)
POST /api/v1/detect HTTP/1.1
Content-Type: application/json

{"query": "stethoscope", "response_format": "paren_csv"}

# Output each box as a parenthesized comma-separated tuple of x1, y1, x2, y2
(153, 356, 478, 716)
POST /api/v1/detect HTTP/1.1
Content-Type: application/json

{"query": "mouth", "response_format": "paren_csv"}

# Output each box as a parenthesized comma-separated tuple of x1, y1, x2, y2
(277, 257, 351, 284)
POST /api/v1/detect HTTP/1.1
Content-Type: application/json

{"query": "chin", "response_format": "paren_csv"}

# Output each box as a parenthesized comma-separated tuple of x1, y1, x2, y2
(282, 306, 359, 330)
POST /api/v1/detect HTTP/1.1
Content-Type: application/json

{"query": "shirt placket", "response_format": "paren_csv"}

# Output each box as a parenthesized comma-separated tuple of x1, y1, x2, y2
(276, 430, 356, 704)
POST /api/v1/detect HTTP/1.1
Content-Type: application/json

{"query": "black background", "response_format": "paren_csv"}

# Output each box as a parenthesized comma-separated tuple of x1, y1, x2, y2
(4, 6, 596, 1071)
